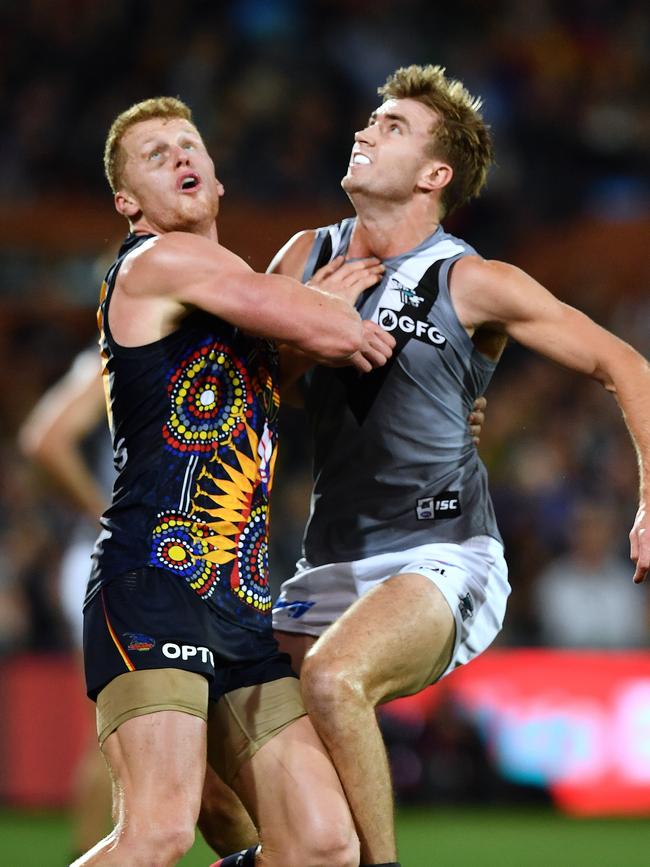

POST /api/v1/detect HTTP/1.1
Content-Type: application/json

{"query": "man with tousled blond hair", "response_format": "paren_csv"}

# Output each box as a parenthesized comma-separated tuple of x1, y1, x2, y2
(74, 93, 396, 867)
(103, 97, 192, 192)
(259, 63, 650, 866)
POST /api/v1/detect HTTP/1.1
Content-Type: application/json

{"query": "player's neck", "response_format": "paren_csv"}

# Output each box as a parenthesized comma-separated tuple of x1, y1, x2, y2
(349, 198, 440, 259)
(130, 214, 219, 241)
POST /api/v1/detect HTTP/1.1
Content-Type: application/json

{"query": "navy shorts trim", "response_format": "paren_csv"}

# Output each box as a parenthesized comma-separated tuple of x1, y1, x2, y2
(83, 568, 295, 702)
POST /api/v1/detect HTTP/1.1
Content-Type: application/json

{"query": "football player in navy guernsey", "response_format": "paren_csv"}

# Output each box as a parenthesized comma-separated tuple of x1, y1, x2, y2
(264, 65, 650, 867)
(74, 96, 395, 867)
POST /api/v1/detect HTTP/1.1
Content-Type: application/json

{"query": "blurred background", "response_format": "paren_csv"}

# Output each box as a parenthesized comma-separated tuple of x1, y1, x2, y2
(1, 0, 649, 864)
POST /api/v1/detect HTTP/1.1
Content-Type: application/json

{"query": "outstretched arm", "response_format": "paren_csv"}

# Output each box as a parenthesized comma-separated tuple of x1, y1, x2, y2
(18, 349, 108, 521)
(452, 256, 650, 583)
(268, 230, 393, 396)
(113, 231, 389, 373)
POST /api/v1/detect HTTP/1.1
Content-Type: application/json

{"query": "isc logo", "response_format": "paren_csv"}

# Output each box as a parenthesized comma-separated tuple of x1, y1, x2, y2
(162, 642, 215, 667)
(416, 492, 461, 520)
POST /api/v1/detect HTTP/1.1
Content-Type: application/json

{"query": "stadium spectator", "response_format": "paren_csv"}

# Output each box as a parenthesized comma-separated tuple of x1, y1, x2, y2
(533, 500, 649, 648)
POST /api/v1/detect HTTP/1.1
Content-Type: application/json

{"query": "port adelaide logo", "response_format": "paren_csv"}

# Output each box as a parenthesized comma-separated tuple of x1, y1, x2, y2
(378, 308, 447, 347)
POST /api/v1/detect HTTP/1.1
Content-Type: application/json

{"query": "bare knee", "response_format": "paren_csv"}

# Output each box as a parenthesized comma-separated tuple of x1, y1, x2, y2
(271, 821, 359, 867)
(106, 790, 197, 867)
(100, 773, 199, 865)
(149, 822, 195, 864)
(301, 652, 367, 716)
(307, 821, 359, 867)
(114, 817, 195, 866)
(299, 791, 359, 867)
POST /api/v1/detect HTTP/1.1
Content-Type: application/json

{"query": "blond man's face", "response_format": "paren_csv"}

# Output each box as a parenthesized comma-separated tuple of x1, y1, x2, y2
(116, 117, 224, 232)
(342, 98, 440, 202)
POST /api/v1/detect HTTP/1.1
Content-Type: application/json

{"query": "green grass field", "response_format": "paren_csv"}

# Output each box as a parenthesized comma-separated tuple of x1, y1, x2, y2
(2, 806, 650, 867)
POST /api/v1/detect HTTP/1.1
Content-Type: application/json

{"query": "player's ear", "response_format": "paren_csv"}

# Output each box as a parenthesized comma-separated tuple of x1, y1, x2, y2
(418, 160, 453, 194)
(114, 189, 141, 218)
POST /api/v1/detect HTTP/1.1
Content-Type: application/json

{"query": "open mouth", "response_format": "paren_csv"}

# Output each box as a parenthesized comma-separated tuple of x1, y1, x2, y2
(179, 173, 200, 191)
(351, 153, 371, 166)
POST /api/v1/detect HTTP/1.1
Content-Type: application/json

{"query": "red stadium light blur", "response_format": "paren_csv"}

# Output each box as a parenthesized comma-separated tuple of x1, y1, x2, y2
(385, 649, 650, 815)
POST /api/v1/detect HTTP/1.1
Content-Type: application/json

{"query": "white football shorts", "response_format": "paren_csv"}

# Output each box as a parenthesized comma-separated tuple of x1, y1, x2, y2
(272, 536, 510, 680)
(60, 534, 95, 648)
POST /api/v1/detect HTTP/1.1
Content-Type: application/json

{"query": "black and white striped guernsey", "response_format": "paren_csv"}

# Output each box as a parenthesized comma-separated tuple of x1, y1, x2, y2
(301, 218, 503, 566)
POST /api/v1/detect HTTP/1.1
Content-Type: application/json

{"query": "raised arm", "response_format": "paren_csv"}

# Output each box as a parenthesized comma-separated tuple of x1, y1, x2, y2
(452, 256, 650, 583)
(267, 230, 392, 395)
(111, 230, 370, 367)
(18, 349, 109, 522)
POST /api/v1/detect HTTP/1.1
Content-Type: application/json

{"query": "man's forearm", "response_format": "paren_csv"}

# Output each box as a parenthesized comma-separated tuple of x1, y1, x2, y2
(603, 344, 650, 500)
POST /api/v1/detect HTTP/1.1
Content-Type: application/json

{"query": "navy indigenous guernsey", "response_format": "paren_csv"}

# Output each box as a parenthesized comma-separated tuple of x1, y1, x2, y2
(87, 233, 280, 632)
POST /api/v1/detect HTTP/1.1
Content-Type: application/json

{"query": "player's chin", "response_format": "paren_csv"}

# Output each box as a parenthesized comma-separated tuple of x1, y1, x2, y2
(341, 174, 361, 193)
(174, 201, 217, 230)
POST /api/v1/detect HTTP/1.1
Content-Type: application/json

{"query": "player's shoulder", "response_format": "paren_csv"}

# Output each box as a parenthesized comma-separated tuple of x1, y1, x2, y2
(452, 255, 522, 291)
(267, 229, 317, 276)
(127, 230, 215, 264)
(118, 231, 241, 297)
(451, 254, 545, 327)
(115, 233, 169, 298)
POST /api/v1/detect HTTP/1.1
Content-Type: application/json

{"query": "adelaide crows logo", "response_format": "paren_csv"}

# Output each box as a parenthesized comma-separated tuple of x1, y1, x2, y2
(123, 632, 156, 651)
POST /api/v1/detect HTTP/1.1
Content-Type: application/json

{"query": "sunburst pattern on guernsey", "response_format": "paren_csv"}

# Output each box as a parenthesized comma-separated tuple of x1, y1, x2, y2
(151, 420, 276, 611)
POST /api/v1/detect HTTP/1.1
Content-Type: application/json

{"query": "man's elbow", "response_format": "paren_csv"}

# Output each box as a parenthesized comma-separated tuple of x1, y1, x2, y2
(17, 423, 55, 467)
(17, 424, 40, 460)
(595, 341, 650, 394)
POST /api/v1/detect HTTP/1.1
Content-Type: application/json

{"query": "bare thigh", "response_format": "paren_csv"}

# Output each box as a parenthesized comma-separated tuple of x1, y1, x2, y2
(73, 710, 208, 864)
(102, 710, 206, 827)
(304, 572, 456, 704)
(231, 714, 358, 866)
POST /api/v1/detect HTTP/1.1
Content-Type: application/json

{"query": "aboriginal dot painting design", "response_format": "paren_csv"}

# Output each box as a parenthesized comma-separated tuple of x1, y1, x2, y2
(162, 341, 254, 454)
(151, 417, 276, 613)
(150, 511, 224, 598)
(235, 503, 269, 609)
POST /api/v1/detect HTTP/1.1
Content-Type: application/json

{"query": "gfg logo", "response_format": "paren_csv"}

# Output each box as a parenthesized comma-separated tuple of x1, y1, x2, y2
(162, 642, 215, 667)
(378, 308, 447, 347)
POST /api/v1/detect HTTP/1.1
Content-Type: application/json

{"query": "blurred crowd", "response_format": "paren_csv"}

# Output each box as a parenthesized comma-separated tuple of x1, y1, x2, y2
(1, 0, 648, 223)
(0, 0, 649, 657)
